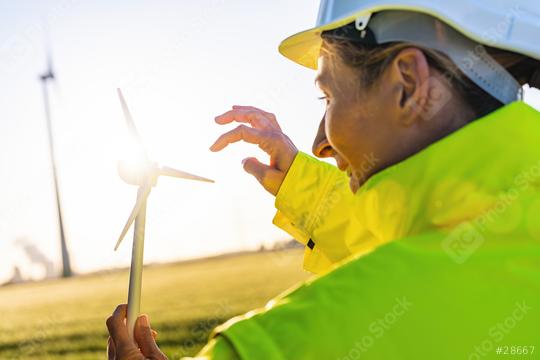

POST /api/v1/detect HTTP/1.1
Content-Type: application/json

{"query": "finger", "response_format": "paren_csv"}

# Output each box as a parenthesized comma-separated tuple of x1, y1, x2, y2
(106, 304, 130, 347)
(134, 314, 162, 358)
(232, 105, 281, 130)
(234, 106, 281, 131)
(232, 105, 274, 119)
(107, 336, 116, 360)
(210, 125, 271, 152)
(214, 109, 279, 131)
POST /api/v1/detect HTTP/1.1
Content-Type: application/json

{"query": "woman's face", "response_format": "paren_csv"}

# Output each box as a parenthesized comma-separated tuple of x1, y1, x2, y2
(313, 54, 402, 193)
(312, 50, 469, 193)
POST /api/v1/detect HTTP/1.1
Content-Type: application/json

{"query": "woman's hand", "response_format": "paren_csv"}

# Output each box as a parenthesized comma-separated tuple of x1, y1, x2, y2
(210, 105, 298, 196)
(106, 304, 167, 360)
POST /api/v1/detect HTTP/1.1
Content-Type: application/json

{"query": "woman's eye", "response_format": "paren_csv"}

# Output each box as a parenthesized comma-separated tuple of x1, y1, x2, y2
(318, 96, 330, 104)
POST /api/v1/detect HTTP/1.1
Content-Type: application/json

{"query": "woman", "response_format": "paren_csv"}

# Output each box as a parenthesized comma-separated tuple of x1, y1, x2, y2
(107, 1, 540, 359)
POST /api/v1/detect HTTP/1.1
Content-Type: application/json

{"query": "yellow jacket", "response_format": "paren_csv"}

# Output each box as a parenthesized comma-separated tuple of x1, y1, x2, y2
(189, 101, 540, 359)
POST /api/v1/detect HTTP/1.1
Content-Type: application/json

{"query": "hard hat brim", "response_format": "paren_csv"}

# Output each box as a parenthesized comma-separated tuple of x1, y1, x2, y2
(278, 12, 366, 70)
(278, 4, 433, 70)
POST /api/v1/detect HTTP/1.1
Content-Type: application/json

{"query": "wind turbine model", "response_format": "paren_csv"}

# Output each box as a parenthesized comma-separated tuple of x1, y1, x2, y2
(114, 89, 214, 340)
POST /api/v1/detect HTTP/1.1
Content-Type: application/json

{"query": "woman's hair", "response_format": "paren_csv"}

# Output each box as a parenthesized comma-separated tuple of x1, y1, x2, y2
(321, 37, 540, 119)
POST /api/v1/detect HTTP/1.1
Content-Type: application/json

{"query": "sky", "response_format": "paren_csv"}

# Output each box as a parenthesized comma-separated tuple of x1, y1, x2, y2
(0, 0, 327, 282)
(0, 0, 539, 283)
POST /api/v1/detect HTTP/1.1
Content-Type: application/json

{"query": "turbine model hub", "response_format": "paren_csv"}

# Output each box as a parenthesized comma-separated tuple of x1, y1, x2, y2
(117, 160, 159, 187)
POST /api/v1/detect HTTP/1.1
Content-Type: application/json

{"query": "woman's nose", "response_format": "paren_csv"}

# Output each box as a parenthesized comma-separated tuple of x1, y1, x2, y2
(313, 138, 334, 158)
(312, 114, 334, 158)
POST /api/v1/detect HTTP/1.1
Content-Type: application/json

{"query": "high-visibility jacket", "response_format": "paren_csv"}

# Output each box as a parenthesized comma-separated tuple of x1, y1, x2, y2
(188, 101, 540, 359)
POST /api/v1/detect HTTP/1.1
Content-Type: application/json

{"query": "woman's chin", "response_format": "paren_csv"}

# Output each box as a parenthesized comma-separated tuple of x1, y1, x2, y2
(349, 176, 360, 194)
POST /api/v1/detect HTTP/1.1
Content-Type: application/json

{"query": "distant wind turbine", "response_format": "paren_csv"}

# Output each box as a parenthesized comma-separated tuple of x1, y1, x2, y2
(38, 38, 73, 278)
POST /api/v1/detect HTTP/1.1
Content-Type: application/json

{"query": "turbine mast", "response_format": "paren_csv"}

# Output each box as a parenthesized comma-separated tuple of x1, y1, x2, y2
(39, 55, 72, 278)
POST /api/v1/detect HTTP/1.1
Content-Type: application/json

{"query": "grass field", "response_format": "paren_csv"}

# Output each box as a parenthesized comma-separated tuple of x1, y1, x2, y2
(0, 248, 308, 359)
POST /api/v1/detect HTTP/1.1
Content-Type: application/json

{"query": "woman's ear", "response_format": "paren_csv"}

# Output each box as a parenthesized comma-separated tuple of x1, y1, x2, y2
(390, 47, 430, 125)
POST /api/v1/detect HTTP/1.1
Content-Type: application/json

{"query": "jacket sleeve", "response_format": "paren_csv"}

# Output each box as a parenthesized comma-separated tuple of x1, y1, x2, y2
(272, 151, 372, 274)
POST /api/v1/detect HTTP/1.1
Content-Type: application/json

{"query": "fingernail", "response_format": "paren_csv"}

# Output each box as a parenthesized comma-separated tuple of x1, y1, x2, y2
(241, 158, 248, 166)
(209, 143, 216, 151)
(140, 314, 149, 327)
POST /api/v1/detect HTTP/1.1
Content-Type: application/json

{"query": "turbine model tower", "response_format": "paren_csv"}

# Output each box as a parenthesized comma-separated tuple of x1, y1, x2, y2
(114, 89, 214, 340)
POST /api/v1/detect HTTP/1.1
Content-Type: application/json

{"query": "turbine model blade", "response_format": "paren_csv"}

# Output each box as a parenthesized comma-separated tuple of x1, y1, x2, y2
(159, 166, 214, 183)
(114, 185, 152, 251)
(117, 88, 148, 159)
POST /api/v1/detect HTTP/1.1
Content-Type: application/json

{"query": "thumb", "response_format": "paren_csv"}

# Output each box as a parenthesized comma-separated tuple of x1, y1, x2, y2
(242, 157, 283, 196)
(242, 157, 270, 183)
(134, 315, 162, 358)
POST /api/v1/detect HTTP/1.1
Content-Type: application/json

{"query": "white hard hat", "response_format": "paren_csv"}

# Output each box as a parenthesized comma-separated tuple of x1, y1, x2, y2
(279, 0, 540, 104)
